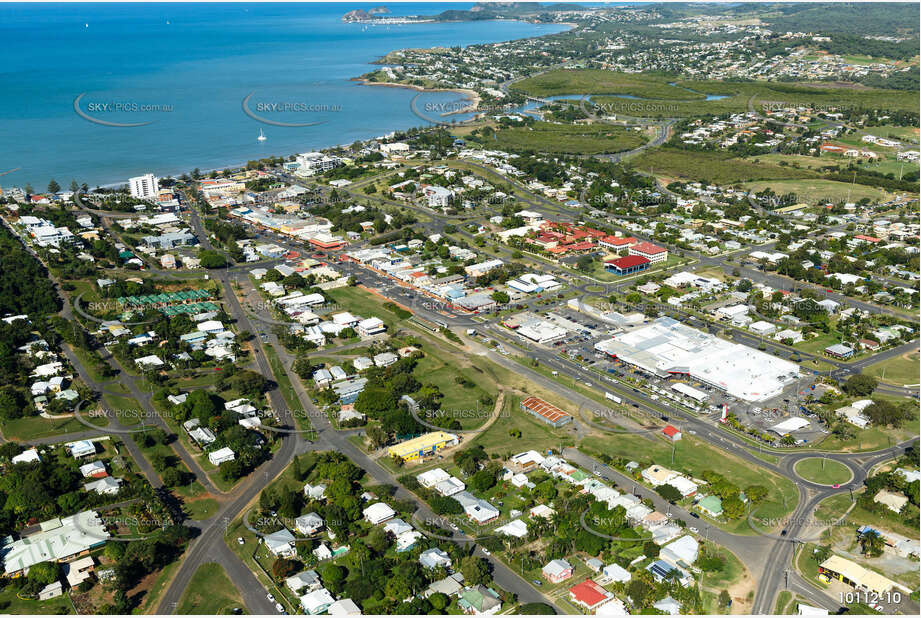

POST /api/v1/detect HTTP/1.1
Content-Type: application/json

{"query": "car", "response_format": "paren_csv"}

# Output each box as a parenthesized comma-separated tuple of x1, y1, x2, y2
(780, 529, 788, 536)
(267, 593, 276, 603)
(833, 483, 840, 489)
(688, 526, 699, 534)
(690, 512, 700, 519)
(449, 523, 459, 531)
(237, 537, 245, 545)
(481, 547, 491, 556)
(532, 579, 542, 586)
(275, 603, 285, 613)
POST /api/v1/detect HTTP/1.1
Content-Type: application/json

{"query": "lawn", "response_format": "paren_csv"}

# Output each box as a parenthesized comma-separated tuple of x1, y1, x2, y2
(0, 583, 73, 614)
(490, 121, 648, 155)
(814, 493, 855, 524)
(470, 395, 575, 457)
(0, 413, 103, 441)
(263, 344, 300, 415)
(580, 433, 799, 534)
(630, 148, 816, 185)
(511, 70, 705, 100)
(177, 562, 245, 614)
(865, 352, 920, 386)
(741, 179, 895, 205)
(325, 285, 410, 331)
(794, 458, 852, 485)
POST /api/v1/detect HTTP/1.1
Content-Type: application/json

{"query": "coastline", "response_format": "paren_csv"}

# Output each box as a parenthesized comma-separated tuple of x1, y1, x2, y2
(351, 77, 482, 117)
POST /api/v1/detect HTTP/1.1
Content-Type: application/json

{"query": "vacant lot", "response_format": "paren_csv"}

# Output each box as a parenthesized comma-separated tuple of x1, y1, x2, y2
(741, 179, 895, 204)
(631, 148, 816, 184)
(511, 69, 703, 99)
(177, 562, 244, 614)
(865, 352, 920, 386)
(492, 121, 647, 154)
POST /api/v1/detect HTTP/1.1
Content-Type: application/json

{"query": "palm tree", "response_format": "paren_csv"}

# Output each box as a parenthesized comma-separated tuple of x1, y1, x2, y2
(860, 530, 885, 557)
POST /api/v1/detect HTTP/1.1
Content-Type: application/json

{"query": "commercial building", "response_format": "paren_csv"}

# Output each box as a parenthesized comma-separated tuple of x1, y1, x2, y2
(1, 511, 110, 576)
(629, 241, 668, 264)
(604, 255, 651, 275)
(818, 555, 905, 596)
(520, 396, 573, 428)
(595, 317, 801, 402)
(387, 431, 459, 462)
(129, 173, 159, 199)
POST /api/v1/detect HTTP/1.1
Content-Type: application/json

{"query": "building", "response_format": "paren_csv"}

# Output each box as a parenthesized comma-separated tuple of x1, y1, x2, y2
(458, 585, 501, 615)
(363, 502, 396, 524)
(818, 555, 903, 596)
(595, 317, 800, 403)
(662, 425, 682, 441)
(424, 185, 454, 209)
(286, 570, 322, 594)
(208, 447, 235, 466)
(300, 587, 336, 615)
(543, 559, 573, 583)
(328, 599, 362, 615)
(697, 495, 723, 517)
(129, 173, 159, 199)
(569, 579, 615, 612)
(629, 241, 668, 264)
(824, 343, 855, 359)
(604, 255, 651, 275)
(419, 547, 452, 570)
(387, 431, 459, 462)
(265, 528, 297, 558)
(1, 511, 110, 576)
(295, 512, 324, 536)
(520, 396, 573, 428)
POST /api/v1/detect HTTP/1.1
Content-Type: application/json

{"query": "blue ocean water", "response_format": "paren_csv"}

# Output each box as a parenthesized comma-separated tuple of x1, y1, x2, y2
(0, 2, 567, 188)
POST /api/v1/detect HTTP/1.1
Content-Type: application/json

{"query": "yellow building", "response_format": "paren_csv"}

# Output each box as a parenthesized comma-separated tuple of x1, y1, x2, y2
(818, 555, 903, 596)
(388, 431, 459, 462)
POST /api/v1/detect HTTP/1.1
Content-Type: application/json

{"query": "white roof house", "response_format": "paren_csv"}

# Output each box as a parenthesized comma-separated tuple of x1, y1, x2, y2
(495, 519, 528, 538)
(208, 447, 235, 466)
(328, 598, 362, 615)
(295, 512, 324, 536)
(286, 570, 321, 593)
(601, 563, 632, 584)
(264, 528, 297, 557)
(661, 535, 699, 567)
(11, 449, 40, 465)
(300, 587, 336, 615)
(1, 511, 110, 575)
(84, 477, 122, 495)
(419, 547, 452, 570)
(363, 502, 396, 524)
(67, 440, 96, 459)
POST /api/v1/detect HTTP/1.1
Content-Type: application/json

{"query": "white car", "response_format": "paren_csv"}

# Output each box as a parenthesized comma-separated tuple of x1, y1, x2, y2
(267, 593, 276, 603)
(275, 603, 285, 613)
(237, 537, 245, 545)
(481, 547, 491, 556)
(688, 526, 699, 534)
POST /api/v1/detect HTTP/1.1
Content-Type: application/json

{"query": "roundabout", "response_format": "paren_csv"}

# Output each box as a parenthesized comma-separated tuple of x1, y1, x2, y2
(793, 457, 854, 487)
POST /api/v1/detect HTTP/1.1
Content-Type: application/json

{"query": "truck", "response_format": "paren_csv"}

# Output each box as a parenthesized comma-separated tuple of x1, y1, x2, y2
(605, 392, 622, 404)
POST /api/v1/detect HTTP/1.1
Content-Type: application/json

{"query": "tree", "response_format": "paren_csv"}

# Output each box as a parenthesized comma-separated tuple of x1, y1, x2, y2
(198, 250, 227, 269)
(490, 290, 509, 305)
(460, 555, 491, 586)
(744, 485, 769, 503)
(271, 558, 300, 580)
(842, 374, 877, 397)
(576, 255, 595, 273)
(859, 530, 884, 557)
(656, 484, 682, 503)
(47, 179, 60, 194)
(718, 590, 732, 608)
(429, 592, 449, 611)
(27, 561, 61, 585)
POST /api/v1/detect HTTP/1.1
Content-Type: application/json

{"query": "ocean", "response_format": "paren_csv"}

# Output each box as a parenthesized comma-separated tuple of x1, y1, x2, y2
(0, 2, 568, 189)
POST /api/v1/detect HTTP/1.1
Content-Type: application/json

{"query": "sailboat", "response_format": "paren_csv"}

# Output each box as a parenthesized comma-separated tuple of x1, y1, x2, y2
(257, 128, 267, 142)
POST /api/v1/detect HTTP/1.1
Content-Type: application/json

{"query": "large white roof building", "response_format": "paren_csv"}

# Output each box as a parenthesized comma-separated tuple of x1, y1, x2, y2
(595, 317, 801, 402)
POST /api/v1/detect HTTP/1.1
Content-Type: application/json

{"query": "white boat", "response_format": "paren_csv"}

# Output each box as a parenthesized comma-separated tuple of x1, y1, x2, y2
(257, 129, 267, 142)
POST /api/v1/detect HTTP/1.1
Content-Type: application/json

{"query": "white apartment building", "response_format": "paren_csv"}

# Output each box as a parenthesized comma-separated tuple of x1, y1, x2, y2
(129, 173, 159, 199)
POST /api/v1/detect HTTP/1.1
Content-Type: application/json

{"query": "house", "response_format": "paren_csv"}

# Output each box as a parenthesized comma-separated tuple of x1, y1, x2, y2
(662, 425, 682, 441)
(67, 440, 96, 459)
(295, 512, 324, 536)
(569, 579, 615, 612)
(508, 450, 545, 472)
(600, 563, 631, 584)
(661, 535, 699, 567)
(11, 449, 41, 465)
(495, 519, 528, 538)
(300, 587, 336, 615)
(604, 255, 650, 275)
(264, 528, 297, 558)
(647, 560, 692, 586)
(697, 495, 723, 517)
(38, 581, 63, 601)
(642, 465, 677, 487)
(363, 502, 396, 524)
(419, 547, 452, 569)
(303, 483, 327, 500)
(424, 573, 465, 598)
(454, 491, 500, 524)
(328, 598, 362, 615)
(63, 555, 96, 587)
(458, 584, 501, 615)
(653, 596, 682, 615)
(286, 570, 321, 594)
(395, 530, 423, 552)
(542, 558, 574, 583)
(357, 317, 386, 337)
(313, 543, 333, 561)
(373, 351, 398, 367)
(383, 518, 413, 537)
(208, 447, 235, 466)
(79, 460, 108, 478)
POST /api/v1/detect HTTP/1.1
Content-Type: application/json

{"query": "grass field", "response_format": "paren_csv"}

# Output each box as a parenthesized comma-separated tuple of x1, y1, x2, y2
(630, 148, 816, 184)
(814, 493, 855, 523)
(0, 413, 103, 441)
(511, 70, 704, 100)
(470, 395, 575, 456)
(490, 121, 647, 155)
(742, 179, 895, 205)
(513, 71, 920, 118)
(865, 352, 920, 386)
(794, 457, 853, 485)
(177, 562, 245, 614)
(580, 433, 799, 534)
(412, 344, 500, 430)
